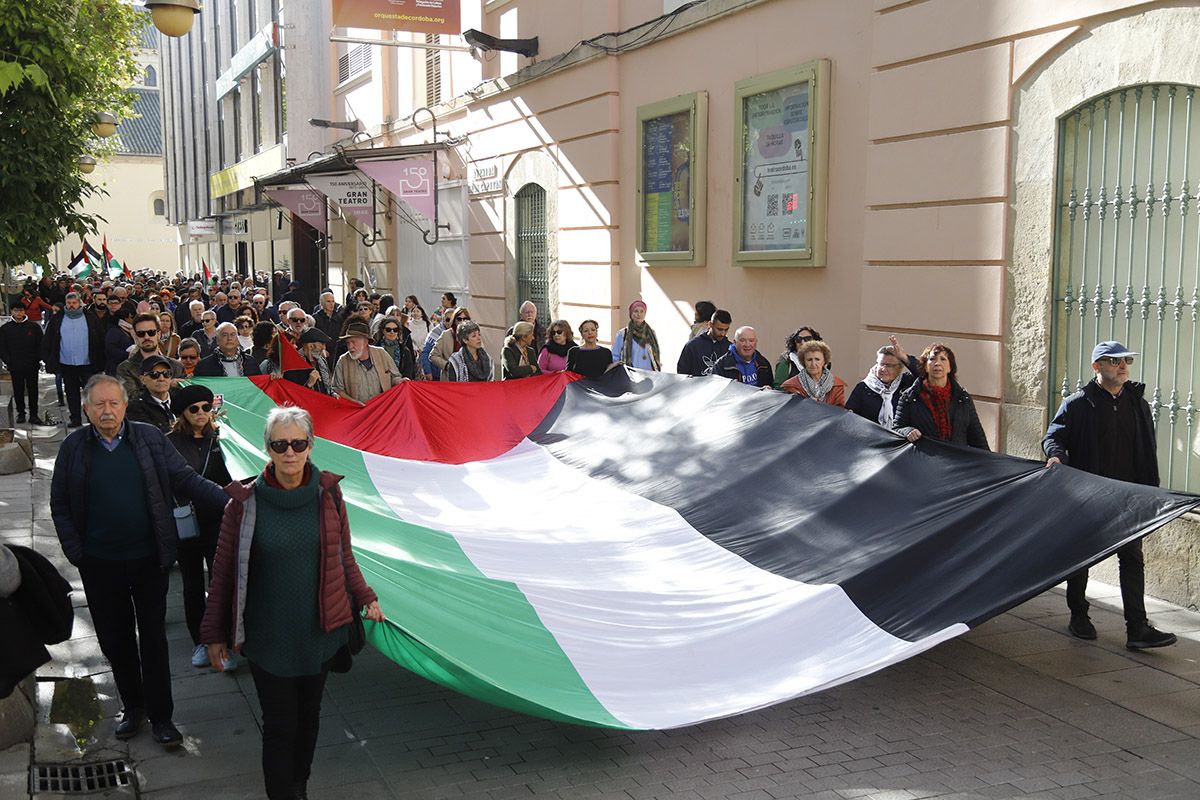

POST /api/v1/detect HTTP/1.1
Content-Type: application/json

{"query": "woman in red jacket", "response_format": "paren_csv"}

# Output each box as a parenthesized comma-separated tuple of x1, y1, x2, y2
(19, 288, 53, 323)
(201, 406, 385, 800)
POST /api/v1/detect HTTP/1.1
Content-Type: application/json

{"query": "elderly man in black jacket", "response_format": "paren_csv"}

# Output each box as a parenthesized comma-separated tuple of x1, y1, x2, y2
(1044, 340, 1175, 651)
(193, 322, 261, 378)
(51, 374, 229, 749)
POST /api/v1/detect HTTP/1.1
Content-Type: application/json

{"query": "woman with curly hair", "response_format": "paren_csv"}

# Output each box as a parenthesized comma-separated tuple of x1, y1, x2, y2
(779, 339, 847, 407)
(893, 342, 989, 449)
(773, 326, 822, 387)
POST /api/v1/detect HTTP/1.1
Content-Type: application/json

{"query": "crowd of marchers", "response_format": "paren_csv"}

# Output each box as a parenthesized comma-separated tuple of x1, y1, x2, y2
(0, 268, 1179, 800)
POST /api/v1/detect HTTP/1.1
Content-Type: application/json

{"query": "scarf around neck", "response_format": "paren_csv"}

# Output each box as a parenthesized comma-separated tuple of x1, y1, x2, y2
(544, 337, 573, 357)
(64, 307, 84, 319)
(920, 381, 954, 441)
(797, 366, 835, 402)
(621, 319, 660, 370)
(863, 366, 907, 427)
(448, 346, 492, 382)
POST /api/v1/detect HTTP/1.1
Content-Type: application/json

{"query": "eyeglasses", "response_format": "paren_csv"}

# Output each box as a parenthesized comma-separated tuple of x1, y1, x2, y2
(107, 298, 121, 304)
(878, 361, 901, 370)
(186, 403, 212, 414)
(268, 438, 310, 454)
(239, 323, 253, 329)
(203, 318, 216, 324)
(179, 353, 199, 361)
(147, 370, 172, 379)
(134, 329, 158, 338)
(289, 317, 305, 325)
(1101, 356, 1135, 366)
(552, 330, 566, 337)
(797, 335, 815, 343)
(383, 327, 400, 333)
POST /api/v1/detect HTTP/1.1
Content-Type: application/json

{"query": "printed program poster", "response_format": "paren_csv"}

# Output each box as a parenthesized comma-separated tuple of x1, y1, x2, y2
(741, 82, 809, 252)
(641, 111, 692, 253)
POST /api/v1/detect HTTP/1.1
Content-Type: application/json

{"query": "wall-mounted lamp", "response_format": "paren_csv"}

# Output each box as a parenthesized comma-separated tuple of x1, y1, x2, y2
(145, 0, 200, 38)
(462, 29, 538, 58)
(91, 112, 119, 138)
(308, 118, 363, 133)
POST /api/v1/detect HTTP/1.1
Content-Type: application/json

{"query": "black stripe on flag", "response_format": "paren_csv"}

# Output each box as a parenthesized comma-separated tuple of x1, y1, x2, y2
(529, 369, 1199, 641)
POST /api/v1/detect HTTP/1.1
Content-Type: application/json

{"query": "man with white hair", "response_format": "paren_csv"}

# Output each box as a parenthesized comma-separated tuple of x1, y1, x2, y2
(179, 300, 205, 340)
(712, 326, 773, 388)
(505, 301, 546, 350)
(50, 374, 228, 749)
(193, 322, 261, 377)
(313, 291, 346, 342)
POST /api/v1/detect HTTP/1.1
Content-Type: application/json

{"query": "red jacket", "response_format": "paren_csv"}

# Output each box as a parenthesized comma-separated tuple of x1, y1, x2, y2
(199, 470, 378, 649)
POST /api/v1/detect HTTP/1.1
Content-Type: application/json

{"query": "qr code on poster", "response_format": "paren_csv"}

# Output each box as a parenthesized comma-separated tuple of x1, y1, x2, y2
(766, 193, 780, 217)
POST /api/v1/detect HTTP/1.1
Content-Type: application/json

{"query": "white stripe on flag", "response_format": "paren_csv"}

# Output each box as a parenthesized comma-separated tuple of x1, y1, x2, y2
(364, 440, 965, 729)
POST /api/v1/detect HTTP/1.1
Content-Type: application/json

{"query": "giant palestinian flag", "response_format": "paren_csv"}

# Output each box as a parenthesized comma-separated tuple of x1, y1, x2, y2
(193, 369, 1200, 730)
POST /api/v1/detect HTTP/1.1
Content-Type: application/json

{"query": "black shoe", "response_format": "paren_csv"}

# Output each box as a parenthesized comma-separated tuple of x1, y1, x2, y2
(114, 708, 145, 740)
(151, 720, 183, 749)
(57, 398, 65, 407)
(1068, 615, 1097, 640)
(1127, 625, 1177, 650)
(15, 412, 25, 424)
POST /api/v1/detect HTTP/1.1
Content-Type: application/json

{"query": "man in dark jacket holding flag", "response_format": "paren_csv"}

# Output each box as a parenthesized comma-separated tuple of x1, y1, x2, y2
(1044, 340, 1175, 651)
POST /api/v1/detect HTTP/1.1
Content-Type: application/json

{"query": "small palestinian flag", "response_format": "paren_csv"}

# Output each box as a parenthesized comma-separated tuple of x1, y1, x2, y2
(202, 260, 216, 287)
(191, 370, 1200, 730)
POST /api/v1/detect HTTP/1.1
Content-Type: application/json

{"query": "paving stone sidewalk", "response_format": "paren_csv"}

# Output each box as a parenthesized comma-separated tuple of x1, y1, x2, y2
(3, 383, 1200, 799)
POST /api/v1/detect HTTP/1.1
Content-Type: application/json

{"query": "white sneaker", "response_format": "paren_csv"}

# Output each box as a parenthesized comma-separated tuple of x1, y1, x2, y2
(191, 643, 211, 668)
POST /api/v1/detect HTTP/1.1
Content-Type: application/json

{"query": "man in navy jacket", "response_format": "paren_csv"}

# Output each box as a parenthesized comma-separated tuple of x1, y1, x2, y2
(51, 374, 229, 749)
(1044, 340, 1175, 651)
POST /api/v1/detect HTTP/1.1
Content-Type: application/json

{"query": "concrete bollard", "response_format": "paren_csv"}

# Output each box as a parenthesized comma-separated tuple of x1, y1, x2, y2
(0, 441, 31, 475)
(0, 676, 36, 750)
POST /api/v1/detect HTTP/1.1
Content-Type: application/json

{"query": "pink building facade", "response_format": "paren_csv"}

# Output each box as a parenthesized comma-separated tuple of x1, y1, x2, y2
(317, 0, 1200, 601)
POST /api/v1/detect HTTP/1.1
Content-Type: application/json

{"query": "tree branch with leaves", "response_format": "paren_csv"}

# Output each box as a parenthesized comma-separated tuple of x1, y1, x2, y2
(0, 0, 144, 268)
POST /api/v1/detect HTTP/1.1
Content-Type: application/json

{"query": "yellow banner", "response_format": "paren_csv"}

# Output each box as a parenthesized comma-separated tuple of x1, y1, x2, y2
(209, 144, 285, 198)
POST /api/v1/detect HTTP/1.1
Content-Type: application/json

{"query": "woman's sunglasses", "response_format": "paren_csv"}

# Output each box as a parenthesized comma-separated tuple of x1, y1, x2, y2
(268, 439, 310, 454)
(186, 403, 212, 414)
(383, 327, 400, 334)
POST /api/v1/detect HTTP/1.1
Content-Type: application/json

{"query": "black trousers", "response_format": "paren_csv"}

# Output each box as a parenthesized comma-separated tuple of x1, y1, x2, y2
(176, 534, 216, 646)
(1066, 539, 1147, 629)
(58, 364, 94, 425)
(78, 554, 174, 723)
(250, 662, 329, 800)
(9, 368, 37, 419)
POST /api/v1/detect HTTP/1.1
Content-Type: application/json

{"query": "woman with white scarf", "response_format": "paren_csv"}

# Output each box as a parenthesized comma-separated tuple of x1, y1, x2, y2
(845, 337, 920, 428)
(779, 339, 848, 407)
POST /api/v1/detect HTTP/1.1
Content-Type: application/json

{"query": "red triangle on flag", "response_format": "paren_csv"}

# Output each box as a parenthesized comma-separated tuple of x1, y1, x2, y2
(102, 235, 113, 267)
(278, 327, 311, 372)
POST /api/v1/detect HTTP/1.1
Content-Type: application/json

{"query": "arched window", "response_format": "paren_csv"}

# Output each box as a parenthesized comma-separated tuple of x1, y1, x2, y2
(153, 197, 166, 216)
(514, 183, 549, 330)
(144, 65, 157, 87)
(1050, 83, 1200, 490)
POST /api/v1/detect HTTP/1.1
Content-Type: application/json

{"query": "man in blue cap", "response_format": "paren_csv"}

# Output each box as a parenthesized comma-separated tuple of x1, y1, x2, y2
(1043, 341, 1175, 650)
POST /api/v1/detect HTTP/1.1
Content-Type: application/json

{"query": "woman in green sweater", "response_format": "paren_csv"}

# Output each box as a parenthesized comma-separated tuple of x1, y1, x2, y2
(201, 406, 385, 800)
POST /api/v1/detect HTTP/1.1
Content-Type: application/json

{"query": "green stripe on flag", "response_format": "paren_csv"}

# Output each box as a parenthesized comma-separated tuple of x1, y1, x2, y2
(193, 378, 627, 729)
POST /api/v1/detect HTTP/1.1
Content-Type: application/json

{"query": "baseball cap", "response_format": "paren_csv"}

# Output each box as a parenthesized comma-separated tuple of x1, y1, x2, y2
(1091, 341, 1139, 363)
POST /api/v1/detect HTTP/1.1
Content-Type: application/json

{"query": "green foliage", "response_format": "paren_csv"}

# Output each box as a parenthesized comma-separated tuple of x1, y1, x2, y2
(0, 0, 144, 268)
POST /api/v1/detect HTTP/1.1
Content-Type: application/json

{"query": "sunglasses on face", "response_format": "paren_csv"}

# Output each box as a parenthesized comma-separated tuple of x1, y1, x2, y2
(797, 335, 814, 343)
(186, 403, 212, 414)
(289, 317, 305, 324)
(383, 327, 399, 334)
(203, 318, 215, 324)
(239, 323, 253, 329)
(1101, 356, 1135, 366)
(268, 438, 310, 454)
(180, 353, 199, 361)
(135, 329, 158, 338)
(147, 370, 171, 379)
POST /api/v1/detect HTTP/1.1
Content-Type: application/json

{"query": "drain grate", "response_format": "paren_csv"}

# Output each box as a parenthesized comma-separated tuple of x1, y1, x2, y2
(30, 760, 134, 794)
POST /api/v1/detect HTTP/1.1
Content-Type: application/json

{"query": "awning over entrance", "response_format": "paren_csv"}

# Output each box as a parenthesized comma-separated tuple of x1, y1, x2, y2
(254, 142, 453, 188)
